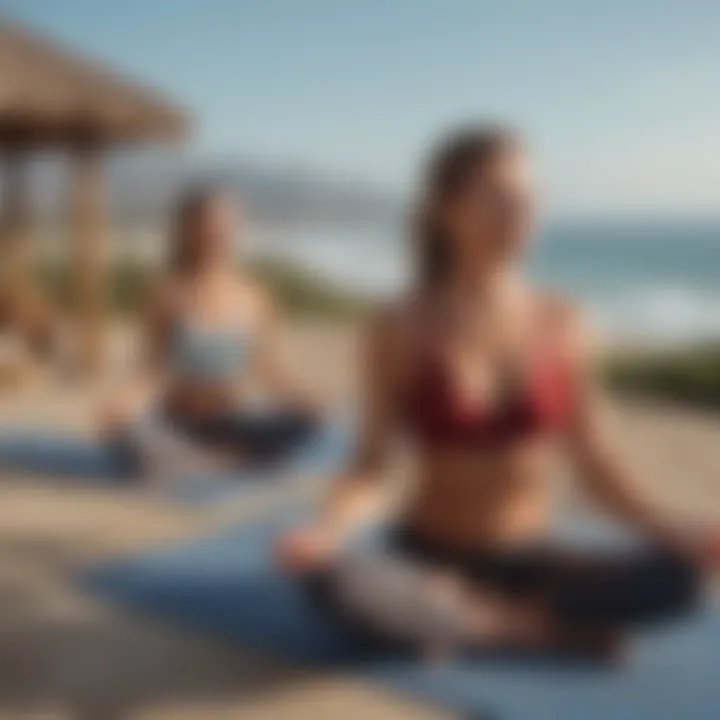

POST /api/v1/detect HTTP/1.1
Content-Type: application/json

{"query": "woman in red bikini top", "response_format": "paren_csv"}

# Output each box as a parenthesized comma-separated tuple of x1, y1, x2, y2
(279, 125, 719, 652)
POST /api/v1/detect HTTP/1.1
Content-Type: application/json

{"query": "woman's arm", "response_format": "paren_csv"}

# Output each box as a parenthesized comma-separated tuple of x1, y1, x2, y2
(278, 308, 404, 569)
(252, 290, 320, 412)
(318, 310, 403, 538)
(99, 283, 174, 429)
(562, 313, 692, 552)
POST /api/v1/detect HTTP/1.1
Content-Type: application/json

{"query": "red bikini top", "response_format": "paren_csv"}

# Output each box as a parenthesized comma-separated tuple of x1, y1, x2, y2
(402, 349, 575, 447)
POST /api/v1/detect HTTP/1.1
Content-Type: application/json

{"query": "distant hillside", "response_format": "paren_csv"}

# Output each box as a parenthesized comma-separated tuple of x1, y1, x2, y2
(27, 149, 401, 229)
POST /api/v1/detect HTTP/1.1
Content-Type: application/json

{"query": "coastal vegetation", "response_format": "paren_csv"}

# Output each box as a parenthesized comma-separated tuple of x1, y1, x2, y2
(34, 258, 366, 321)
(604, 345, 720, 412)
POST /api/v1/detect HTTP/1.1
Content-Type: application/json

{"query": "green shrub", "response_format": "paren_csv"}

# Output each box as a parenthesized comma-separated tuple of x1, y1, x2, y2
(32, 257, 365, 321)
(604, 345, 720, 412)
(251, 257, 366, 321)
(34, 259, 153, 316)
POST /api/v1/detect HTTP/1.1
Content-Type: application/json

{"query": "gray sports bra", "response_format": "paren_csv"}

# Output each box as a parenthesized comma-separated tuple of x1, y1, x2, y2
(169, 318, 251, 383)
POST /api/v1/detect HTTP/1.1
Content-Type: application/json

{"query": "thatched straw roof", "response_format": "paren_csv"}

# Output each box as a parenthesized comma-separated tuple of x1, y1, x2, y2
(0, 20, 189, 146)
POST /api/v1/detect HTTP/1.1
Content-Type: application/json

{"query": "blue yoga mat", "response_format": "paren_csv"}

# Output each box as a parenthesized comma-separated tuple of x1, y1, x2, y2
(81, 511, 720, 719)
(0, 418, 352, 504)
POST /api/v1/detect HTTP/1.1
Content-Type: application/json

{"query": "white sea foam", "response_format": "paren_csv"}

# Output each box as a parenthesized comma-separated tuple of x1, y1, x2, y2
(590, 285, 720, 344)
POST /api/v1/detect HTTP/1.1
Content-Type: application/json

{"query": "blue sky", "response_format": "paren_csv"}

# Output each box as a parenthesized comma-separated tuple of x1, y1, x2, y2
(3, 0, 720, 216)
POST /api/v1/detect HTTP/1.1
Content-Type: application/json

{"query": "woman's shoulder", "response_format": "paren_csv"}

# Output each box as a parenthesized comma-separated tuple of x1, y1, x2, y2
(362, 295, 432, 376)
(145, 274, 184, 318)
(534, 290, 600, 366)
(232, 274, 273, 318)
(365, 295, 419, 342)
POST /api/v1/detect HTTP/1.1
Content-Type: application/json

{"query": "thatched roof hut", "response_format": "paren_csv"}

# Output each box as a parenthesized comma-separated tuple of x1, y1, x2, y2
(0, 20, 188, 145)
(0, 19, 190, 372)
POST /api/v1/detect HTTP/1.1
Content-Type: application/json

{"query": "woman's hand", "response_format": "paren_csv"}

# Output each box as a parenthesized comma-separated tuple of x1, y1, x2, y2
(285, 393, 326, 424)
(703, 529, 720, 570)
(672, 526, 720, 572)
(275, 525, 339, 574)
(97, 392, 140, 435)
(97, 381, 154, 435)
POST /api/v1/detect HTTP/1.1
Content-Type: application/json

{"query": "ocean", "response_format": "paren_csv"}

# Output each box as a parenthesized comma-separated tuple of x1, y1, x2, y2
(253, 220, 720, 344)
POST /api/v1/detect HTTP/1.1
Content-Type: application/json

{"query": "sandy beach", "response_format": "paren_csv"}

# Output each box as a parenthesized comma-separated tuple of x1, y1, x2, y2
(1, 321, 719, 719)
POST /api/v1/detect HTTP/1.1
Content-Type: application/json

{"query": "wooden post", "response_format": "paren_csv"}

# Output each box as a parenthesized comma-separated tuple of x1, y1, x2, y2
(0, 148, 32, 333)
(70, 143, 106, 375)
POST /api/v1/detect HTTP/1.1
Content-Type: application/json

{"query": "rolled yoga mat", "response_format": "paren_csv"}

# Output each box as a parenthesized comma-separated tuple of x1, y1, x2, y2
(0, 414, 352, 505)
(80, 510, 720, 720)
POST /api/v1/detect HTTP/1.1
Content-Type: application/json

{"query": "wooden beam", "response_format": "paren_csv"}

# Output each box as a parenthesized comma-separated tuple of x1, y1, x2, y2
(69, 142, 106, 374)
(0, 147, 32, 333)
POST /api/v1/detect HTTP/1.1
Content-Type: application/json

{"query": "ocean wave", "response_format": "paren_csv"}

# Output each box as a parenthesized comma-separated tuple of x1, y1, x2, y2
(589, 285, 720, 343)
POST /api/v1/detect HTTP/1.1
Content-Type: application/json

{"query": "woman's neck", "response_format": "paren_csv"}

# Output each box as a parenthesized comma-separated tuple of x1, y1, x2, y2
(444, 265, 524, 311)
(190, 262, 234, 285)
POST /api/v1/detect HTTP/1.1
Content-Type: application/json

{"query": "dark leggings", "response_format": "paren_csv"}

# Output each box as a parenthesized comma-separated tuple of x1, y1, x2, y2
(166, 408, 319, 462)
(391, 526, 701, 629)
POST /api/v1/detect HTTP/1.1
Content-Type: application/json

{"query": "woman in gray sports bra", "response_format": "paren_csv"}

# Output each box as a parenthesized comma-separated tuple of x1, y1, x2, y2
(101, 186, 319, 475)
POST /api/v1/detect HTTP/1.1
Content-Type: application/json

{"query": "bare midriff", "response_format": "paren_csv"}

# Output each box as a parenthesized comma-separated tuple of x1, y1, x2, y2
(164, 382, 243, 418)
(403, 440, 553, 550)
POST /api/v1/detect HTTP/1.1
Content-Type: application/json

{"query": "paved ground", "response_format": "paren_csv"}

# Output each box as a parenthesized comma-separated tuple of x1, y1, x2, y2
(1, 322, 718, 719)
